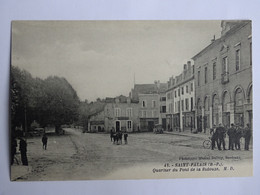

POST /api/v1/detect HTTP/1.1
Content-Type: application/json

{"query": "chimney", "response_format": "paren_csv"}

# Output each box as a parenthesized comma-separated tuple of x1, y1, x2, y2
(187, 61, 191, 69)
(211, 35, 215, 43)
(157, 80, 160, 88)
(183, 64, 187, 71)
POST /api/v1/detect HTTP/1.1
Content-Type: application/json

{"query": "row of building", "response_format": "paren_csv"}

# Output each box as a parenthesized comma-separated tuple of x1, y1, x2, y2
(88, 20, 252, 134)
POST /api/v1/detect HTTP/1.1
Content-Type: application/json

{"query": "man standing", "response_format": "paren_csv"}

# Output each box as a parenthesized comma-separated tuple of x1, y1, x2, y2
(124, 133, 128, 144)
(235, 125, 242, 150)
(19, 137, 28, 166)
(227, 124, 236, 150)
(42, 134, 48, 150)
(210, 124, 218, 150)
(110, 128, 114, 142)
(216, 123, 226, 150)
(244, 123, 252, 150)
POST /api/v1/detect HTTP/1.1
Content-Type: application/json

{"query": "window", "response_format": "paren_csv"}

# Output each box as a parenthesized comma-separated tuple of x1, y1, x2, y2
(152, 110, 157, 117)
(213, 62, 216, 80)
(186, 85, 188, 93)
(250, 42, 252, 65)
(162, 106, 166, 113)
(235, 49, 240, 71)
(175, 90, 177, 98)
(198, 71, 200, 86)
(181, 87, 184, 95)
(181, 100, 184, 111)
(178, 101, 180, 112)
(222, 56, 228, 73)
(126, 108, 132, 117)
(152, 100, 156, 108)
(127, 121, 132, 129)
(205, 67, 208, 83)
(191, 83, 193, 92)
(142, 110, 147, 117)
(114, 108, 121, 117)
(178, 88, 180, 96)
(185, 98, 189, 111)
(191, 97, 193, 110)
(167, 93, 170, 100)
(142, 100, 146, 108)
(175, 102, 177, 112)
(161, 97, 166, 101)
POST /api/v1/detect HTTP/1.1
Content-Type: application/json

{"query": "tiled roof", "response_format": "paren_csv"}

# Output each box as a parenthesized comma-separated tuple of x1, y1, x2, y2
(133, 84, 158, 94)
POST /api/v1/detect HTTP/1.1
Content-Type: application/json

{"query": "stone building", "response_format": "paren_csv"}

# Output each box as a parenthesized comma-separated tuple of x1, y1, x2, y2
(104, 95, 139, 132)
(166, 61, 195, 132)
(88, 95, 139, 132)
(88, 106, 106, 132)
(192, 20, 252, 132)
(130, 82, 167, 131)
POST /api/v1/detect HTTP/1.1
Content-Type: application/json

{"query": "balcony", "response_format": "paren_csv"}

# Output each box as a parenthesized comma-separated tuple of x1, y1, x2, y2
(221, 72, 229, 84)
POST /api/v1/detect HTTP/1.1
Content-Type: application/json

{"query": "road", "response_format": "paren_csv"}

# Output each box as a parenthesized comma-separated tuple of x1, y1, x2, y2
(14, 128, 252, 181)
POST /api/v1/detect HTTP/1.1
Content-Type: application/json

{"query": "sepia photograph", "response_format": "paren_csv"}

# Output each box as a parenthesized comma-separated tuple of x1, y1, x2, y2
(10, 20, 252, 181)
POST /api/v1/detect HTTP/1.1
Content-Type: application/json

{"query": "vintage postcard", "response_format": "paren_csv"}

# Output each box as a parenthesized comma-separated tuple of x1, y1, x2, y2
(10, 20, 252, 181)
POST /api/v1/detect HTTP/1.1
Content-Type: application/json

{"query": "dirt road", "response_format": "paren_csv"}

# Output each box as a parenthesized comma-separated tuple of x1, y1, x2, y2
(15, 128, 252, 181)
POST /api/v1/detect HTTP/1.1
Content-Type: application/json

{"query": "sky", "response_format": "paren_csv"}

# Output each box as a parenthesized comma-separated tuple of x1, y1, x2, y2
(12, 20, 221, 101)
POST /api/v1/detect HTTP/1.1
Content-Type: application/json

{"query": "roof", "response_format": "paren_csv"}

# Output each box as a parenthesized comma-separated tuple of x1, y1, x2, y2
(192, 21, 250, 60)
(105, 95, 138, 104)
(158, 83, 167, 93)
(131, 83, 167, 100)
(88, 102, 106, 116)
(133, 84, 159, 94)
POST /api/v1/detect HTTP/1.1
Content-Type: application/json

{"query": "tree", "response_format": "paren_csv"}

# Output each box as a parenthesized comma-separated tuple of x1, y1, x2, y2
(11, 66, 80, 135)
(10, 66, 35, 133)
(40, 76, 80, 133)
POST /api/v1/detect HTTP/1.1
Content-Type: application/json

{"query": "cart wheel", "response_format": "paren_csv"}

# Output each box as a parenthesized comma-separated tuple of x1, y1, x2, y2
(203, 140, 211, 149)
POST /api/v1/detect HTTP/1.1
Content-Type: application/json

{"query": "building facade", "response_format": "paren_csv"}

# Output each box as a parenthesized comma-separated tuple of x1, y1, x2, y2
(139, 93, 160, 131)
(192, 20, 252, 132)
(130, 82, 167, 131)
(88, 95, 140, 133)
(166, 61, 195, 132)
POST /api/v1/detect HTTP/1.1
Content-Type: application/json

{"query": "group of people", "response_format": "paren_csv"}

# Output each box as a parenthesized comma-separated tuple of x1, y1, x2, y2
(11, 133, 48, 166)
(11, 136, 28, 166)
(110, 128, 128, 145)
(210, 123, 252, 151)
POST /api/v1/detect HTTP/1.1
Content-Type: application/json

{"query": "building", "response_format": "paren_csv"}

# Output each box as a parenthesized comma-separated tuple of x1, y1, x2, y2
(166, 61, 195, 132)
(88, 105, 106, 132)
(192, 20, 252, 132)
(105, 95, 139, 132)
(88, 95, 139, 132)
(130, 81, 167, 131)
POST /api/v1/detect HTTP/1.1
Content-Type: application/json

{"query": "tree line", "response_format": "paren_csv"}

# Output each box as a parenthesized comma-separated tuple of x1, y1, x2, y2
(11, 66, 81, 134)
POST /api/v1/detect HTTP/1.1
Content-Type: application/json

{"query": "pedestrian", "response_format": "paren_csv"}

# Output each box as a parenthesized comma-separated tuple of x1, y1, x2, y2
(244, 123, 251, 150)
(110, 128, 114, 142)
(124, 133, 128, 144)
(19, 137, 28, 166)
(11, 136, 17, 165)
(235, 125, 242, 150)
(210, 124, 218, 150)
(216, 123, 226, 150)
(42, 134, 48, 150)
(118, 131, 122, 144)
(227, 124, 236, 150)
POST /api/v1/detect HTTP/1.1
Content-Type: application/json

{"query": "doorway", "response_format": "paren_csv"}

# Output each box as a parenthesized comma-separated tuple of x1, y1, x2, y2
(148, 121, 154, 132)
(116, 121, 120, 132)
